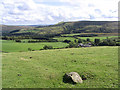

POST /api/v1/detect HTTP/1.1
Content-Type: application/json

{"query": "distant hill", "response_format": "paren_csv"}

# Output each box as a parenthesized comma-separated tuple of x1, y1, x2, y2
(0, 25, 34, 35)
(1, 21, 118, 36)
(52, 21, 118, 33)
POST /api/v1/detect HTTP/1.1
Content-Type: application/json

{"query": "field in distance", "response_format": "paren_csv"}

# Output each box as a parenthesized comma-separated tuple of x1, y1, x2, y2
(53, 35, 118, 42)
(1, 40, 68, 52)
(1, 33, 119, 52)
(2, 46, 118, 88)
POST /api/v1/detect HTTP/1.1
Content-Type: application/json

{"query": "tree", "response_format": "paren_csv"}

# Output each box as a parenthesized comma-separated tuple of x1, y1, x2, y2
(99, 40, 109, 46)
(68, 42, 78, 48)
(63, 39, 71, 43)
(15, 39, 21, 42)
(86, 38, 90, 42)
(28, 48, 32, 51)
(108, 40, 116, 46)
(78, 39, 82, 43)
(43, 45, 53, 50)
(94, 39, 100, 46)
(74, 40, 77, 43)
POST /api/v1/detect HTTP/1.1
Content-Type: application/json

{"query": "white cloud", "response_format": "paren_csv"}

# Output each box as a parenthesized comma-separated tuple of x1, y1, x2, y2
(0, 0, 119, 25)
(48, 15, 54, 21)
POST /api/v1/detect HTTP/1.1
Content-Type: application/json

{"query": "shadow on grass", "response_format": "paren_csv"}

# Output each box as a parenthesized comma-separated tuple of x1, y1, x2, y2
(63, 73, 88, 84)
(62, 74, 76, 85)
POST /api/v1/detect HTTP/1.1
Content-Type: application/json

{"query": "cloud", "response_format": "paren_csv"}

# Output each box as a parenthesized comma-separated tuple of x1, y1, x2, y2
(0, 0, 119, 25)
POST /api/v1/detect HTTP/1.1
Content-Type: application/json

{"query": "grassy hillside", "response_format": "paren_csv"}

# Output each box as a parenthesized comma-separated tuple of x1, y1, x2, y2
(2, 21, 118, 36)
(2, 46, 118, 88)
(1, 25, 34, 35)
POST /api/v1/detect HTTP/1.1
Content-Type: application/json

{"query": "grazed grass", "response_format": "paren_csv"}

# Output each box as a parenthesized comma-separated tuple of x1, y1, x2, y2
(77, 36, 118, 41)
(61, 33, 118, 37)
(53, 37, 76, 41)
(54, 36, 118, 42)
(2, 46, 118, 88)
(2, 40, 68, 52)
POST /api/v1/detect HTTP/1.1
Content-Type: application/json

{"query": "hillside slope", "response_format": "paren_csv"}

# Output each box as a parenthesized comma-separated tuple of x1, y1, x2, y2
(1, 21, 118, 36)
(1, 25, 34, 35)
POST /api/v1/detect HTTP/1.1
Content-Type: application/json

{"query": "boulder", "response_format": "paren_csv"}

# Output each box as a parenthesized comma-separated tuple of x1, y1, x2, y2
(63, 72, 83, 84)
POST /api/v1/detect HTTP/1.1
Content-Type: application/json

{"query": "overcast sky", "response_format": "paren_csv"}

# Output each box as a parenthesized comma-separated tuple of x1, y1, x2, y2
(0, 0, 119, 25)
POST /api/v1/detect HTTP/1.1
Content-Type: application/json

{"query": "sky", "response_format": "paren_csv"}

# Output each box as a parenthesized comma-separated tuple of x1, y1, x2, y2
(0, 0, 119, 25)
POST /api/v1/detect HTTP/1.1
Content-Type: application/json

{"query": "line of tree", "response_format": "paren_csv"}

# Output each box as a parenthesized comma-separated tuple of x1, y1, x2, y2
(63, 37, 120, 48)
(27, 37, 120, 51)
(2, 34, 61, 40)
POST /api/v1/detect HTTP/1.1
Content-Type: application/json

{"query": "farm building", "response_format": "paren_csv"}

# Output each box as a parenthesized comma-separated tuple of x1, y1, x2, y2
(78, 43, 92, 47)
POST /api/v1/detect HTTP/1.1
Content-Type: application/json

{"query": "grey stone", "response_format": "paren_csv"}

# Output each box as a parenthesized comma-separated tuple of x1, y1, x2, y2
(64, 72, 83, 84)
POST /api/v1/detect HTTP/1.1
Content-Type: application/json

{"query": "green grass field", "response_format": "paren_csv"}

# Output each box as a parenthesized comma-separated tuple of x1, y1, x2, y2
(2, 46, 118, 88)
(61, 33, 118, 37)
(2, 40, 68, 52)
(1, 35, 118, 53)
(53, 36, 118, 42)
(53, 37, 76, 41)
(78, 36, 118, 41)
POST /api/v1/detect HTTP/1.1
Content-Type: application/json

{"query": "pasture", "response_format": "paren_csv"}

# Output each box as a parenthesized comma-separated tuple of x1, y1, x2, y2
(53, 37, 76, 42)
(53, 36, 118, 42)
(2, 40, 68, 52)
(2, 46, 118, 88)
(77, 36, 118, 41)
(61, 33, 118, 37)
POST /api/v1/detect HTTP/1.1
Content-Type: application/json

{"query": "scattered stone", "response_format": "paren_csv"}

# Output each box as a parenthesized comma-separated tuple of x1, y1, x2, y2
(30, 57, 32, 59)
(21, 57, 28, 61)
(71, 60, 77, 62)
(17, 74, 21, 76)
(63, 72, 83, 84)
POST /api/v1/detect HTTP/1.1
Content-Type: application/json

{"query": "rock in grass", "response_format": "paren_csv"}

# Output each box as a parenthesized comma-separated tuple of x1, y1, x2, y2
(17, 74, 21, 76)
(29, 57, 32, 59)
(63, 72, 83, 84)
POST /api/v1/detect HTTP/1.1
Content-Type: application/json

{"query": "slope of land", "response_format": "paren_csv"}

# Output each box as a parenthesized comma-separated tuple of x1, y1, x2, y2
(1, 21, 118, 36)
(1, 25, 34, 35)
(2, 46, 118, 88)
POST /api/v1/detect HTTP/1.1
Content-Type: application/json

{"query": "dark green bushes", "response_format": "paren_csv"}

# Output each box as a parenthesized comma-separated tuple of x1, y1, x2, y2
(99, 39, 116, 46)
(43, 45, 53, 50)
(68, 42, 78, 48)
(63, 39, 71, 43)
(67, 37, 120, 48)
(28, 39, 58, 43)
(94, 39, 100, 46)
(73, 34, 98, 37)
